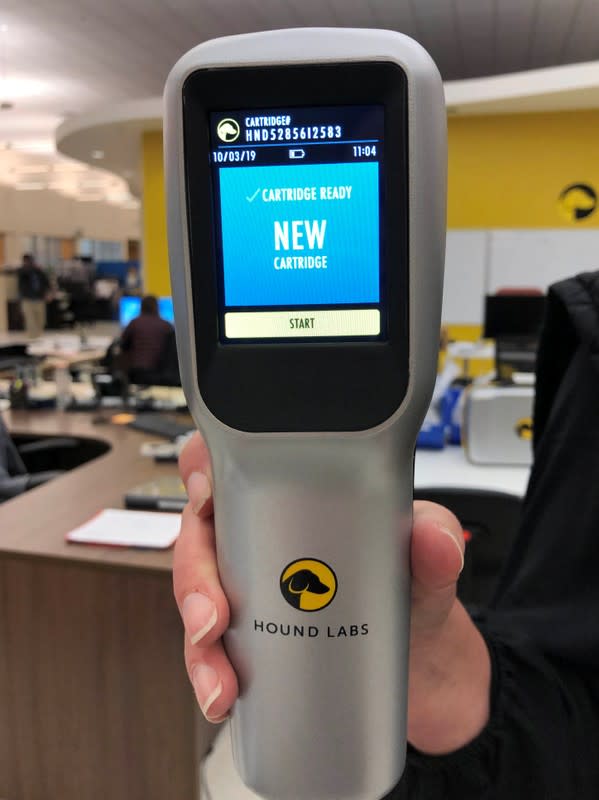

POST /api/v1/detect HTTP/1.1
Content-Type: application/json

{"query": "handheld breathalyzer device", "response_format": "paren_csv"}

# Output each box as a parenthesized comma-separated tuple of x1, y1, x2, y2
(164, 28, 446, 800)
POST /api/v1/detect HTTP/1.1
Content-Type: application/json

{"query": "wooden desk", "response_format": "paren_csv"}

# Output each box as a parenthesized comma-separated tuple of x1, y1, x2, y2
(0, 410, 215, 800)
(27, 335, 112, 368)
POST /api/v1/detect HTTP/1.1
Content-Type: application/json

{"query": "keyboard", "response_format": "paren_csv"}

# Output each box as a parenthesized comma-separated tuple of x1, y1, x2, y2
(128, 413, 194, 441)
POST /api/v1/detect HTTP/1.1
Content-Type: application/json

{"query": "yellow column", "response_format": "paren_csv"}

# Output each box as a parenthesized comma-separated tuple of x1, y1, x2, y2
(141, 131, 171, 296)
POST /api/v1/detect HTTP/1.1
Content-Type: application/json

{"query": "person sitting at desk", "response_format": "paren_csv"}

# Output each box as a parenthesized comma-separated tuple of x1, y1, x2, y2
(120, 294, 175, 385)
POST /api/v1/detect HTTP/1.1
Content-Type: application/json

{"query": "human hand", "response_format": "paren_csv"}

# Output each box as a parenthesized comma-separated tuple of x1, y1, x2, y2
(174, 433, 490, 750)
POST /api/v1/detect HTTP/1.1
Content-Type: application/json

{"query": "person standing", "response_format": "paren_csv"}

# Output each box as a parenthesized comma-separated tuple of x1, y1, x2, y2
(18, 253, 50, 339)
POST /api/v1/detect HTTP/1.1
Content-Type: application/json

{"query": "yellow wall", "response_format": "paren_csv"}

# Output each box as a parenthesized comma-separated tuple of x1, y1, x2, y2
(141, 131, 171, 295)
(448, 110, 599, 228)
(139, 110, 599, 297)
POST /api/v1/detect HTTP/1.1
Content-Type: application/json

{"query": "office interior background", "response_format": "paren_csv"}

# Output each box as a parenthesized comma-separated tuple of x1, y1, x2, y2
(1, 2, 599, 799)
(3, 0, 599, 339)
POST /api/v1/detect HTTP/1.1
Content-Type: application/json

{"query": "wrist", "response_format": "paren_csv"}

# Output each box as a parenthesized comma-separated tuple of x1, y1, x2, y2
(407, 600, 491, 754)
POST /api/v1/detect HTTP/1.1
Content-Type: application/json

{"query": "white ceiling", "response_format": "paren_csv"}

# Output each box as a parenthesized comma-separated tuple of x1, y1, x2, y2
(2, 0, 599, 191)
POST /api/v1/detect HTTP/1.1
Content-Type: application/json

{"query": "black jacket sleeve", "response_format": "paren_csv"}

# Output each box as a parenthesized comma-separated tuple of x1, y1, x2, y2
(389, 273, 599, 800)
(389, 624, 599, 800)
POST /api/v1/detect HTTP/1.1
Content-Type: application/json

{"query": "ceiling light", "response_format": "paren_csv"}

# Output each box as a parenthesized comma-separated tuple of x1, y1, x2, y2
(106, 191, 129, 203)
(16, 181, 45, 190)
(78, 193, 105, 202)
(52, 162, 87, 173)
(91, 149, 104, 160)
(122, 198, 141, 210)
(0, 77, 47, 101)
(79, 180, 108, 189)
(18, 163, 50, 174)
(12, 140, 55, 154)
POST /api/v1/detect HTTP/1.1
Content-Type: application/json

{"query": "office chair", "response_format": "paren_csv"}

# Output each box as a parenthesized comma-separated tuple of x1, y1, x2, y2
(0, 424, 63, 502)
(0, 344, 38, 372)
(413, 487, 523, 607)
(0, 416, 81, 502)
(495, 287, 543, 296)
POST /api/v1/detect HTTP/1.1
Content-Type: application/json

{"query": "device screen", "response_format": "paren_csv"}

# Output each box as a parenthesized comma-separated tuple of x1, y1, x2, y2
(208, 106, 384, 342)
(483, 295, 546, 339)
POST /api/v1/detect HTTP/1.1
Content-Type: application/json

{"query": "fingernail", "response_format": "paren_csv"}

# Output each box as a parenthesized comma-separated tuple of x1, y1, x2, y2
(187, 471, 211, 515)
(207, 712, 230, 724)
(192, 663, 223, 718)
(182, 592, 218, 644)
(437, 525, 465, 574)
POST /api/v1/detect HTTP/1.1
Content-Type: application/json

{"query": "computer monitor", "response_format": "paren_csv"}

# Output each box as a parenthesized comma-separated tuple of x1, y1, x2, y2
(119, 296, 175, 327)
(483, 294, 546, 340)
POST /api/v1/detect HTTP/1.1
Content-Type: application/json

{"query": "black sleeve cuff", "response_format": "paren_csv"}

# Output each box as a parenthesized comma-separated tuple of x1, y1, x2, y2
(405, 623, 507, 781)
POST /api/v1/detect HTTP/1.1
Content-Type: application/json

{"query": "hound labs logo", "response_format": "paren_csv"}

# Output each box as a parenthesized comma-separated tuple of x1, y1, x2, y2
(279, 558, 337, 612)
(253, 558, 368, 638)
(216, 117, 240, 143)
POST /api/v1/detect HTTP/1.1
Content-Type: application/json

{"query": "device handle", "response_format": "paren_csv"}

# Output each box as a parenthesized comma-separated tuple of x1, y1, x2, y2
(209, 436, 413, 800)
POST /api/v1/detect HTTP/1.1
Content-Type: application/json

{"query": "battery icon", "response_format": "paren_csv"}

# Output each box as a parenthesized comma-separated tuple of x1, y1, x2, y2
(289, 148, 306, 160)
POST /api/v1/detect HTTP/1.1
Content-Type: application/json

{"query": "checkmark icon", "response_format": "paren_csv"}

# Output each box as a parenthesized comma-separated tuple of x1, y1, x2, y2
(246, 188, 261, 203)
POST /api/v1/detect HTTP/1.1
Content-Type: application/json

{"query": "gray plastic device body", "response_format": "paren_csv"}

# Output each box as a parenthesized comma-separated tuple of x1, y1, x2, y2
(164, 28, 446, 800)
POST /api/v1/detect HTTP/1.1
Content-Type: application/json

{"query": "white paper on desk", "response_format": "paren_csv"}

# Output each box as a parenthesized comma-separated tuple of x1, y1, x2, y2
(67, 508, 180, 549)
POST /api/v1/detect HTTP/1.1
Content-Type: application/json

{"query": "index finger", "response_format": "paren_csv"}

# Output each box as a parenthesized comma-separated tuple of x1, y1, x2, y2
(179, 432, 215, 518)
(179, 431, 211, 484)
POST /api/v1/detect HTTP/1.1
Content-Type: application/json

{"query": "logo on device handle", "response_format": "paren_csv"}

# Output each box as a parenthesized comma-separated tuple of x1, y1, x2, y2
(280, 558, 337, 612)
(217, 118, 240, 143)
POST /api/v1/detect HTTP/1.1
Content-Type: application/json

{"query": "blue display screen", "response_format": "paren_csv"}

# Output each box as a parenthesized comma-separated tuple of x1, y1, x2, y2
(210, 105, 385, 340)
(219, 161, 379, 307)
(119, 296, 174, 327)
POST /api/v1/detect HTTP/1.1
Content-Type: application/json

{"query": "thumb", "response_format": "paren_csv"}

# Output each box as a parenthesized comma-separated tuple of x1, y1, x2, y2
(407, 504, 491, 755)
(410, 501, 465, 637)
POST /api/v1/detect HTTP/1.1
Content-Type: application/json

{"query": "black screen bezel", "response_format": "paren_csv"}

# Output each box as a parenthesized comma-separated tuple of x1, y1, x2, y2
(182, 62, 409, 432)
